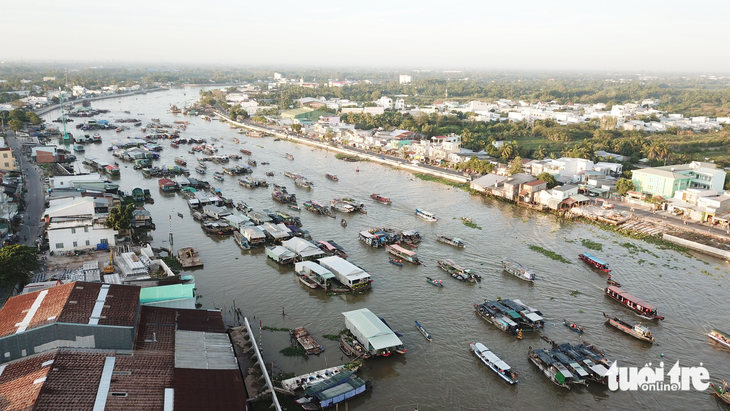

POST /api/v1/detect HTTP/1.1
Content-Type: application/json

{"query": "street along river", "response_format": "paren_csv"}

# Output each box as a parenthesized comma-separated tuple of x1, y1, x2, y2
(42, 88, 730, 410)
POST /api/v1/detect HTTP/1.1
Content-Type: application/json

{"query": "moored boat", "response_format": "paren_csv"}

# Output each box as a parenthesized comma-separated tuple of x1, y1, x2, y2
(195, 167, 206, 174)
(416, 321, 432, 342)
(470, 342, 518, 384)
(340, 219, 347, 227)
(174, 157, 187, 166)
(563, 319, 584, 333)
(415, 208, 437, 222)
(473, 302, 520, 334)
(605, 285, 664, 320)
(579, 252, 610, 272)
(501, 258, 536, 282)
(437, 259, 481, 282)
(213, 172, 224, 181)
(528, 347, 574, 389)
(386, 244, 421, 265)
(436, 235, 466, 248)
(233, 231, 251, 250)
(290, 327, 324, 355)
(426, 276, 443, 287)
(603, 313, 654, 343)
(240, 149, 252, 155)
(370, 193, 391, 205)
(710, 380, 730, 405)
(325, 173, 338, 181)
(708, 329, 730, 348)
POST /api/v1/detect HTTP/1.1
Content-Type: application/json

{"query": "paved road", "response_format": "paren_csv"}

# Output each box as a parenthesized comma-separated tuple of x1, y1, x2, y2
(6, 131, 45, 247)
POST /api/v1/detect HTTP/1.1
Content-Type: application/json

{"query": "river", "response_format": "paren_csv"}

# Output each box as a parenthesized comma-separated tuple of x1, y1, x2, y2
(41, 88, 730, 410)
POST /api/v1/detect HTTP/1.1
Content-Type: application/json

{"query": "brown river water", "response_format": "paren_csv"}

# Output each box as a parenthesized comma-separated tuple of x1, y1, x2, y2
(43, 88, 730, 410)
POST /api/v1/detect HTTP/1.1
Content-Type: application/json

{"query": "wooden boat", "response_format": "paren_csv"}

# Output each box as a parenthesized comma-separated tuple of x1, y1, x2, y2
(415, 208, 437, 222)
(471, 342, 518, 384)
(563, 319, 584, 334)
(326, 173, 338, 181)
(233, 231, 251, 250)
(606, 275, 621, 287)
(240, 149, 252, 155)
(233, 138, 239, 144)
(265, 171, 274, 176)
(247, 159, 257, 167)
(426, 277, 443, 287)
(603, 313, 654, 343)
(286, 153, 294, 160)
(474, 302, 521, 334)
(386, 244, 421, 265)
(339, 334, 370, 359)
(501, 258, 536, 282)
(528, 347, 574, 389)
(711, 381, 730, 405)
(171, 142, 179, 148)
(579, 252, 610, 272)
(261, 161, 270, 165)
(477, 299, 544, 332)
(340, 219, 347, 227)
(370, 193, 391, 205)
(290, 327, 323, 354)
(416, 321, 432, 342)
(197, 162, 207, 169)
(438, 259, 481, 282)
(389, 258, 403, 266)
(195, 167, 206, 174)
(605, 285, 664, 320)
(460, 216, 473, 223)
(289, 205, 301, 211)
(436, 235, 466, 248)
(174, 157, 187, 166)
(708, 329, 730, 348)
(213, 173, 224, 181)
(299, 274, 319, 289)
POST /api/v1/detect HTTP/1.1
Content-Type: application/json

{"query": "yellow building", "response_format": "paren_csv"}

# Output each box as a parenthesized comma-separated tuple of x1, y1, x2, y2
(0, 147, 16, 171)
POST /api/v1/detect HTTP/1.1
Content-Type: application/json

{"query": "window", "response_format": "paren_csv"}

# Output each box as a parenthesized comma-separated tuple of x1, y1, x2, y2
(2, 154, 6, 158)
(55, 243, 64, 249)
(84, 227, 89, 233)
(85, 240, 90, 246)
(3, 163, 8, 167)
(100, 239, 108, 244)
(72, 241, 77, 248)
(71, 228, 76, 234)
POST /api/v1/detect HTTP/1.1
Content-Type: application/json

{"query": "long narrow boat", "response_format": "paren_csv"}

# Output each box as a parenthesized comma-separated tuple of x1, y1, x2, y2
(579, 252, 610, 272)
(371, 193, 392, 205)
(711, 381, 730, 405)
(605, 285, 664, 320)
(389, 258, 403, 266)
(436, 235, 466, 248)
(501, 258, 536, 282)
(415, 208, 437, 222)
(386, 244, 421, 265)
(470, 342, 518, 384)
(603, 313, 654, 343)
(438, 259, 481, 282)
(426, 277, 443, 287)
(325, 173, 339, 181)
(564, 319, 584, 333)
(708, 329, 730, 348)
(415, 321, 432, 342)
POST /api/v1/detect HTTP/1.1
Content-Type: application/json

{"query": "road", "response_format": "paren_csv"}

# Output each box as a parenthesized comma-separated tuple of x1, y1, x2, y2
(6, 131, 45, 247)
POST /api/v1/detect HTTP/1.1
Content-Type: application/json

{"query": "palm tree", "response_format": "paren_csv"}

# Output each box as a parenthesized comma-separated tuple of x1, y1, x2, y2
(535, 145, 547, 159)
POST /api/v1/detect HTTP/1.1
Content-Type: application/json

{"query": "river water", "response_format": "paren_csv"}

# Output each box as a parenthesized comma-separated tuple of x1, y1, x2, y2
(42, 88, 730, 410)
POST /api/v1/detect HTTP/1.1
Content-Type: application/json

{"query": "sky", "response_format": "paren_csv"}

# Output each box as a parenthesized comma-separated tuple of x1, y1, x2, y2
(2, 0, 729, 73)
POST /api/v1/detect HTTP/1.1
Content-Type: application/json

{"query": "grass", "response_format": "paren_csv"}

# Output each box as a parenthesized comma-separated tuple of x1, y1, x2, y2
(335, 153, 367, 162)
(262, 326, 290, 332)
(280, 346, 306, 356)
(413, 173, 469, 189)
(161, 256, 182, 273)
(462, 220, 483, 230)
(581, 239, 603, 251)
(529, 245, 572, 264)
(322, 328, 349, 341)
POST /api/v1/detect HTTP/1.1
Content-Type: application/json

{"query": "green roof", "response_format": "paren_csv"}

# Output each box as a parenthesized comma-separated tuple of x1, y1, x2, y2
(139, 283, 195, 303)
(281, 108, 332, 121)
(317, 377, 366, 401)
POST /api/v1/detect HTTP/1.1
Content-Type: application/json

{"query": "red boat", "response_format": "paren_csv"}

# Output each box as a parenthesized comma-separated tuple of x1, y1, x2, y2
(325, 173, 339, 181)
(579, 252, 610, 272)
(605, 286, 664, 320)
(240, 149, 252, 155)
(370, 193, 392, 205)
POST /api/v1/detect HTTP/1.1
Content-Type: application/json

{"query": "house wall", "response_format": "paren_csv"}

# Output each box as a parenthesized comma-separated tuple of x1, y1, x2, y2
(0, 149, 16, 171)
(632, 170, 690, 198)
(48, 225, 117, 251)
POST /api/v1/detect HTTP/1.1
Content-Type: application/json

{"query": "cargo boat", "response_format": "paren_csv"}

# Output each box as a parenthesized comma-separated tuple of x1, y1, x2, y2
(386, 244, 421, 265)
(501, 258, 536, 282)
(436, 235, 466, 248)
(290, 327, 324, 355)
(708, 329, 730, 348)
(603, 313, 654, 343)
(605, 285, 664, 320)
(437, 259, 481, 282)
(370, 193, 391, 205)
(415, 208, 437, 222)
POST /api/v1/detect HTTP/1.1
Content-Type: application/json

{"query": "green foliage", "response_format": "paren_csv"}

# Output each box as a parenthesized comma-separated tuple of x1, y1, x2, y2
(262, 326, 290, 332)
(335, 153, 366, 161)
(290, 123, 302, 133)
(581, 239, 603, 251)
(228, 105, 249, 121)
(161, 256, 182, 273)
(413, 173, 468, 189)
(456, 156, 495, 174)
(322, 328, 349, 341)
(529, 245, 572, 264)
(508, 155, 523, 175)
(0, 245, 40, 288)
(615, 178, 635, 196)
(536, 172, 558, 189)
(105, 203, 135, 231)
(8, 119, 23, 132)
(280, 346, 306, 356)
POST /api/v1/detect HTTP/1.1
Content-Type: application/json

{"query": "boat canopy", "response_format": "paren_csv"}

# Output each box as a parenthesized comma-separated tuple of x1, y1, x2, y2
(402, 230, 419, 236)
(523, 312, 544, 323)
(319, 256, 371, 283)
(711, 329, 730, 339)
(388, 244, 416, 256)
(317, 241, 337, 252)
(316, 377, 366, 403)
(475, 343, 510, 371)
(607, 286, 656, 310)
(582, 252, 608, 267)
(585, 361, 609, 377)
(358, 231, 376, 239)
(343, 308, 403, 351)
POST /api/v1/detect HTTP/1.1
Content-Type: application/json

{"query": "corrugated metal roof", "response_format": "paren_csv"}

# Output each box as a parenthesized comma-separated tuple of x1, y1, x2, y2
(176, 309, 226, 333)
(343, 308, 402, 350)
(173, 369, 247, 411)
(139, 284, 196, 303)
(175, 330, 238, 370)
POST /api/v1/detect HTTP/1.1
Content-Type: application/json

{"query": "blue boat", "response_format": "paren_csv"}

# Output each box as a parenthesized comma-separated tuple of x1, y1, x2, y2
(579, 252, 610, 272)
(470, 342, 518, 384)
(415, 321, 432, 341)
(564, 319, 584, 333)
(389, 258, 403, 266)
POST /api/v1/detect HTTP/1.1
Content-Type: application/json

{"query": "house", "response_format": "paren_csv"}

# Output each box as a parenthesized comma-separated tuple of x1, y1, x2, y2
(519, 180, 548, 203)
(537, 184, 580, 209)
(44, 197, 117, 251)
(541, 157, 595, 183)
(631, 162, 726, 198)
(342, 308, 403, 356)
(282, 237, 326, 261)
(399, 74, 412, 84)
(594, 162, 623, 177)
(203, 205, 231, 220)
(132, 208, 155, 229)
(470, 173, 509, 193)
(502, 173, 537, 201)
(318, 256, 371, 290)
(265, 245, 297, 265)
(0, 147, 16, 171)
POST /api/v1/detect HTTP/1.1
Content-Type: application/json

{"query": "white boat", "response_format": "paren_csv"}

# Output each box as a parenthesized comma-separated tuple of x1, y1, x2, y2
(415, 209, 437, 222)
(501, 258, 536, 282)
(470, 342, 518, 384)
(281, 364, 357, 391)
(709, 329, 730, 348)
(330, 200, 355, 213)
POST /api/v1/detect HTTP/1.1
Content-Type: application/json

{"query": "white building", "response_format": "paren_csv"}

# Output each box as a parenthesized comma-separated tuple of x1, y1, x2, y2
(45, 197, 117, 252)
(399, 74, 412, 84)
(377, 96, 393, 110)
(394, 98, 405, 110)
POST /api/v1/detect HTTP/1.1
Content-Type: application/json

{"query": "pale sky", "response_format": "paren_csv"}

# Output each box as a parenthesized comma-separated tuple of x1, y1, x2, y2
(2, 0, 728, 72)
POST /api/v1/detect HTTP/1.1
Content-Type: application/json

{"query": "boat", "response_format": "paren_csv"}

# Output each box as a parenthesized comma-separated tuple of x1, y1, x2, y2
(528, 347, 574, 389)
(389, 258, 403, 266)
(174, 157, 187, 166)
(261, 161, 270, 165)
(710, 381, 730, 405)
(339, 334, 370, 359)
(297, 374, 372, 411)
(563, 319, 584, 333)
(266, 171, 274, 176)
(436, 235, 466, 248)
(415, 209, 437, 222)
(461, 216, 473, 223)
(416, 321, 433, 342)
(470, 342, 518, 385)
(501, 258, 536, 282)
(195, 167, 206, 174)
(73, 145, 85, 153)
(325, 173, 338, 181)
(473, 302, 521, 334)
(233, 231, 250, 250)
(299, 274, 320, 288)
(426, 277, 443, 287)
(290, 205, 301, 211)
(330, 200, 355, 213)
(92, 133, 101, 142)
(286, 153, 294, 160)
(605, 285, 664, 320)
(290, 327, 324, 355)
(437, 259, 481, 282)
(240, 149, 251, 155)
(340, 219, 347, 227)
(708, 329, 730, 348)
(248, 159, 257, 167)
(370, 193, 391, 205)
(603, 313, 654, 343)
(579, 252, 610, 272)
(606, 275, 621, 287)
(131, 187, 145, 202)
(281, 364, 361, 392)
(233, 138, 239, 144)
(386, 244, 421, 265)
(213, 172, 224, 181)
(476, 299, 544, 332)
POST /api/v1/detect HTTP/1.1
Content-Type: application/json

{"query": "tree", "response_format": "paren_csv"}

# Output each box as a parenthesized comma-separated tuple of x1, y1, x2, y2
(8, 118, 23, 132)
(615, 178, 635, 196)
(291, 123, 302, 133)
(105, 203, 135, 231)
(536, 172, 558, 189)
(508, 156, 524, 175)
(0, 245, 39, 288)
(534, 145, 548, 159)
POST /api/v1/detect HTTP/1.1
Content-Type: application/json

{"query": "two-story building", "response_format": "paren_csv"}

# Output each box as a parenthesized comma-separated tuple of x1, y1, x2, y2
(44, 197, 118, 251)
(631, 162, 726, 198)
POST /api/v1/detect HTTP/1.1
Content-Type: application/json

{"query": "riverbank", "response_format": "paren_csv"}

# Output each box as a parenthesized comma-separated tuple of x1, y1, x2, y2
(34, 87, 168, 116)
